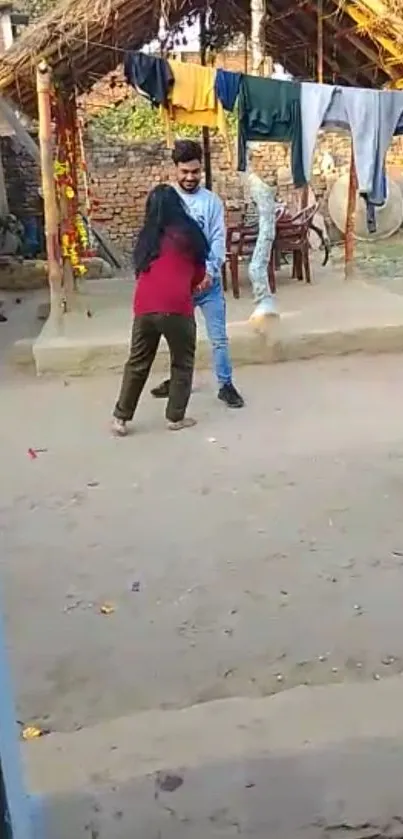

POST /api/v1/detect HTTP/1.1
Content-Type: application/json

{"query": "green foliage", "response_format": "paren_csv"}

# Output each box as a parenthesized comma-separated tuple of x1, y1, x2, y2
(88, 97, 237, 142)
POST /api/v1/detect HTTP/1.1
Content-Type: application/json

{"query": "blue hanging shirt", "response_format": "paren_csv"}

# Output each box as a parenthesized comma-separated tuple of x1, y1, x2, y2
(124, 52, 173, 108)
(215, 69, 242, 112)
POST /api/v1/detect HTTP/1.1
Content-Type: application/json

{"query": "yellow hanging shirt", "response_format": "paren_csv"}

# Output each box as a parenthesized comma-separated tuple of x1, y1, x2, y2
(161, 60, 230, 159)
(168, 61, 227, 134)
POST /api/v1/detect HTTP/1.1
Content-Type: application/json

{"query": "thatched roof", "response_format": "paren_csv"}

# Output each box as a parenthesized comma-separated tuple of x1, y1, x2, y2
(0, 0, 162, 114)
(0, 0, 403, 117)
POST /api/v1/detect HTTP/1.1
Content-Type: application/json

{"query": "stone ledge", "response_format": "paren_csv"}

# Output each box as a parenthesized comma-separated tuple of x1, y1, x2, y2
(32, 320, 403, 377)
(6, 337, 35, 367)
(26, 677, 403, 839)
(26, 277, 403, 376)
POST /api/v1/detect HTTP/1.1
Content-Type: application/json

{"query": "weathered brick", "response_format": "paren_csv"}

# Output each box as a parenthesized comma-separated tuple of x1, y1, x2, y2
(3, 113, 403, 260)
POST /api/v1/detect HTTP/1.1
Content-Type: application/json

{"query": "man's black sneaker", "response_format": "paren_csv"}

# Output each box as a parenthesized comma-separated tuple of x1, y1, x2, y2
(218, 383, 244, 408)
(151, 379, 170, 399)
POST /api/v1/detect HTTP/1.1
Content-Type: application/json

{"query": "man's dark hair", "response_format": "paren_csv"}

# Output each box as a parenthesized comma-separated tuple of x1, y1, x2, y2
(172, 139, 203, 165)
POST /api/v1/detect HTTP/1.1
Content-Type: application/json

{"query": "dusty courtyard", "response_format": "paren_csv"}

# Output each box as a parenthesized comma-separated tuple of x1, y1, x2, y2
(2, 353, 403, 735)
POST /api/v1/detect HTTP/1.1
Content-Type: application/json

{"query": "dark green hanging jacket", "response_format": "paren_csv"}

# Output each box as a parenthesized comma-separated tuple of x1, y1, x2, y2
(238, 75, 307, 187)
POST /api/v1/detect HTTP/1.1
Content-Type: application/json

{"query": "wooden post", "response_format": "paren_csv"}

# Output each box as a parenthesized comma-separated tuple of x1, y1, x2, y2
(36, 60, 62, 316)
(251, 0, 265, 76)
(344, 142, 358, 279)
(202, 127, 212, 191)
(200, 8, 212, 190)
(317, 0, 324, 84)
(0, 154, 8, 217)
(244, 31, 248, 73)
(301, 0, 323, 211)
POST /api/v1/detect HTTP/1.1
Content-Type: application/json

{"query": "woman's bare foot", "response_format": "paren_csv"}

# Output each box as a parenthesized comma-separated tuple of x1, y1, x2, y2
(112, 418, 128, 437)
(166, 417, 197, 431)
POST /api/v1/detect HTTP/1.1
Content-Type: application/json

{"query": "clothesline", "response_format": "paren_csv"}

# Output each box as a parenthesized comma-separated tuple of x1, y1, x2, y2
(125, 51, 403, 235)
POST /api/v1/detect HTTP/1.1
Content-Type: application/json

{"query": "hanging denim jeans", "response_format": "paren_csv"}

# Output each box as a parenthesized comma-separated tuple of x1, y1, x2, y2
(247, 173, 276, 307)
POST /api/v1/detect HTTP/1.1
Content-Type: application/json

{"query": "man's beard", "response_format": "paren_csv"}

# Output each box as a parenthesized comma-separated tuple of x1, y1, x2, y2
(181, 182, 199, 193)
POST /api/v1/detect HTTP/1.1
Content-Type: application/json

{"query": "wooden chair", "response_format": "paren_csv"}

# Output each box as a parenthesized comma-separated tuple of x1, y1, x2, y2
(222, 221, 261, 298)
(222, 223, 242, 298)
(223, 207, 287, 298)
(222, 208, 244, 298)
(269, 204, 318, 293)
(239, 206, 285, 295)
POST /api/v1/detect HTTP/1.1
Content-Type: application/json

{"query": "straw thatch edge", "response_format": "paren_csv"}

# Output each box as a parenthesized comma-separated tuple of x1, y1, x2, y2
(0, 0, 163, 112)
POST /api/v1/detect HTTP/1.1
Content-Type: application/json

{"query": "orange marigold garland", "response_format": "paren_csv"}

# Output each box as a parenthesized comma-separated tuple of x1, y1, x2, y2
(52, 86, 89, 281)
(76, 108, 96, 256)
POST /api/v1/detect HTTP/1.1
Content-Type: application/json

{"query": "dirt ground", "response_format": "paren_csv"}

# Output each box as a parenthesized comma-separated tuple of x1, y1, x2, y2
(2, 351, 403, 735)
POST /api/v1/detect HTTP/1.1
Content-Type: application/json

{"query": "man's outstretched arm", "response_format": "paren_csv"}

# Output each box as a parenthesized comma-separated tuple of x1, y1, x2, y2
(206, 195, 226, 280)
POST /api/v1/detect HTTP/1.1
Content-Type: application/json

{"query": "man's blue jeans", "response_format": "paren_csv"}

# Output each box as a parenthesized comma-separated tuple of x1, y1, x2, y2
(194, 281, 232, 386)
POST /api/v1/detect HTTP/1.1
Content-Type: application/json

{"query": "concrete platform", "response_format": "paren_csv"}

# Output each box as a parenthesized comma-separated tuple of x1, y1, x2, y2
(31, 268, 403, 375)
(27, 677, 403, 838)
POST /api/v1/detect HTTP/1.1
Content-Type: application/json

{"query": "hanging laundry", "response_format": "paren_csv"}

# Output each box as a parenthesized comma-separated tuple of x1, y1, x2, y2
(395, 115, 403, 135)
(237, 76, 306, 187)
(300, 83, 334, 183)
(165, 61, 227, 135)
(215, 69, 242, 112)
(343, 88, 403, 207)
(124, 52, 173, 107)
(301, 82, 403, 231)
(161, 60, 231, 158)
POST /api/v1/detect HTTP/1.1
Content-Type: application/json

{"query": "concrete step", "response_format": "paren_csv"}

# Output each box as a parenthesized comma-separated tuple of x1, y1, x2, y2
(27, 677, 403, 839)
(30, 278, 403, 376)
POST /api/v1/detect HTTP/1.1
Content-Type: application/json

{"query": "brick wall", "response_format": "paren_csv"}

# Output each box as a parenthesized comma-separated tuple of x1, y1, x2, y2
(0, 134, 42, 219)
(86, 134, 244, 250)
(78, 50, 403, 253)
(85, 131, 403, 254)
(3, 66, 403, 256)
(3, 128, 403, 255)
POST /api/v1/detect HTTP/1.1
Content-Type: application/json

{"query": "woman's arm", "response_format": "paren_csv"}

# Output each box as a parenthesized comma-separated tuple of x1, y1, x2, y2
(191, 262, 205, 289)
(192, 261, 211, 294)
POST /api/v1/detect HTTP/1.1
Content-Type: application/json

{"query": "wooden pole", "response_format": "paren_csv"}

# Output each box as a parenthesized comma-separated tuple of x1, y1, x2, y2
(202, 128, 212, 190)
(0, 154, 8, 217)
(317, 0, 324, 84)
(251, 0, 265, 76)
(36, 61, 62, 315)
(344, 142, 358, 279)
(300, 0, 323, 211)
(200, 8, 212, 190)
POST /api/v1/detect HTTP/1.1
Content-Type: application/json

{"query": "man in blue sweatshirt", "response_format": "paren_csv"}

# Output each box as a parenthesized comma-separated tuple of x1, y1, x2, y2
(151, 140, 244, 409)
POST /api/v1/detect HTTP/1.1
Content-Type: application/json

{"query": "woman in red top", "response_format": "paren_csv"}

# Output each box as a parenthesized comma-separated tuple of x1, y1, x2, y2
(112, 184, 209, 435)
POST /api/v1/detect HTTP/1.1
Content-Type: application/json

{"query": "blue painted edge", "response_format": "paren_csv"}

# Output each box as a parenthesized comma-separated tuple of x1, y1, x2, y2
(0, 592, 32, 839)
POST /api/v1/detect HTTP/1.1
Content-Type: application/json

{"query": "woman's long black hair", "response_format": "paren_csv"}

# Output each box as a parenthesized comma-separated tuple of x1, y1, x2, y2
(133, 184, 209, 275)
